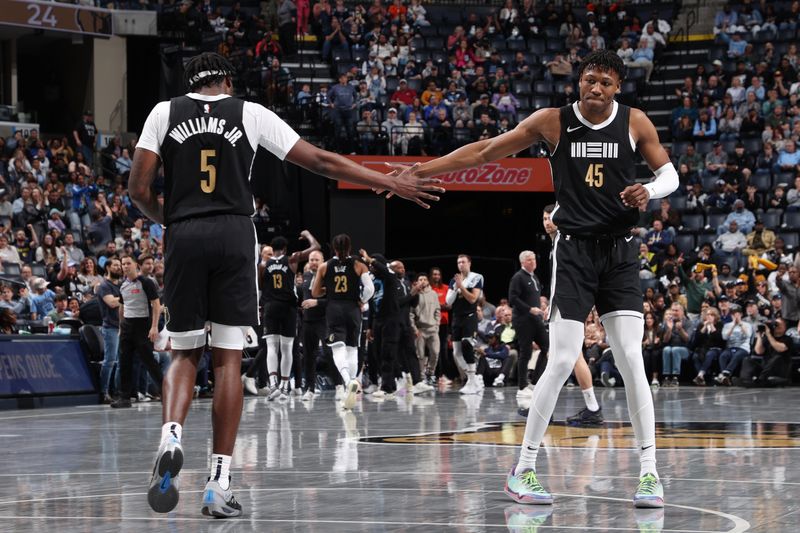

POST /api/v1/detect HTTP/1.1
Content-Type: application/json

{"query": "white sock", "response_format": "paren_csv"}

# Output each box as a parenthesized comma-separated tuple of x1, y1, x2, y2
(582, 387, 600, 412)
(331, 342, 351, 383)
(466, 362, 476, 375)
(518, 316, 584, 472)
(161, 422, 182, 442)
(346, 346, 359, 380)
(452, 343, 467, 371)
(266, 335, 279, 375)
(601, 314, 658, 480)
(279, 336, 294, 378)
(210, 453, 232, 490)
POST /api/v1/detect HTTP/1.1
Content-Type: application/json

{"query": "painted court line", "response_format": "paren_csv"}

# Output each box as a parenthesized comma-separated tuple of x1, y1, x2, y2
(0, 488, 749, 532)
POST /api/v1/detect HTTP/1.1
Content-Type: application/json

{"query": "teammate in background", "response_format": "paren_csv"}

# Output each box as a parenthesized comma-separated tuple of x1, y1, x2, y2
(446, 254, 485, 395)
(258, 231, 319, 400)
(129, 52, 441, 518)
(429, 267, 452, 382)
(397, 50, 677, 507)
(298, 249, 330, 401)
(241, 245, 274, 394)
(311, 234, 374, 409)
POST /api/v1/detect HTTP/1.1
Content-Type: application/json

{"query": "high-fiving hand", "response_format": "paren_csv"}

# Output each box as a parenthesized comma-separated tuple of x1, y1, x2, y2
(374, 162, 445, 209)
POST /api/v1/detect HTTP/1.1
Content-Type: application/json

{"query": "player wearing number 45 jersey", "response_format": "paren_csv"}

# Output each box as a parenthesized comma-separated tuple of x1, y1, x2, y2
(398, 50, 679, 508)
(128, 52, 442, 518)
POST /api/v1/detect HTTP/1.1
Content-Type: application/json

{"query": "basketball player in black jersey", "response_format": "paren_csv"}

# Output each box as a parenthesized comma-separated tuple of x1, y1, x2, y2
(128, 52, 442, 518)
(311, 234, 373, 409)
(259, 231, 319, 400)
(394, 50, 678, 508)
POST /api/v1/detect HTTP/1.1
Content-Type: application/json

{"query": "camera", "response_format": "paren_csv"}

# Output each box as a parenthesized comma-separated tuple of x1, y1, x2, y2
(757, 321, 775, 334)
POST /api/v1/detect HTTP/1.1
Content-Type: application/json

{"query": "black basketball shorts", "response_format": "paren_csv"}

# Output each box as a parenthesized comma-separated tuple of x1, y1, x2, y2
(164, 214, 258, 333)
(451, 312, 478, 341)
(263, 300, 298, 337)
(549, 232, 643, 322)
(325, 300, 362, 346)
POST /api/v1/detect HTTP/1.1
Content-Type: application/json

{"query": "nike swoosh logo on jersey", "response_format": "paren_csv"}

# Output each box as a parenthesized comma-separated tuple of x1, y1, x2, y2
(625, 236, 634, 242)
(567, 125, 583, 133)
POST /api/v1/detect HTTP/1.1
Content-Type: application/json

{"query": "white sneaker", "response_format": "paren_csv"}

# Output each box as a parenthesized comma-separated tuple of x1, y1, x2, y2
(364, 384, 378, 394)
(335, 385, 345, 400)
(460, 375, 481, 395)
(650, 379, 660, 391)
(241, 374, 258, 396)
(138, 392, 150, 402)
(477, 376, 485, 390)
(395, 377, 406, 394)
(405, 373, 414, 392)
(493, 374, 505, 387)
(257, 386, 271, 396)
(267, 386, 282, 401)
(301, 390, 315, 402)
(372, 389, 386, 399)
(516, 387, 534, 400)
(342, 378, 360, 410)
(412, 381, 434, 394)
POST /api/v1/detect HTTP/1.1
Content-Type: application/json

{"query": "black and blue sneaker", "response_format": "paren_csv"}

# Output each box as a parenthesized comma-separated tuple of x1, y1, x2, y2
(566, 407, 604, 427)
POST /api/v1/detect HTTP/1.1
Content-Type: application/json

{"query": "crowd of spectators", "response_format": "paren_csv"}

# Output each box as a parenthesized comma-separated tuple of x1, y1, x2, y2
(303, 0, 672, 154)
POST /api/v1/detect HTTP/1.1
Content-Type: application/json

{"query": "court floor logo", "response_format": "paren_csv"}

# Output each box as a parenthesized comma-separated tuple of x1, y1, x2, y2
(359, 421, 800, 449)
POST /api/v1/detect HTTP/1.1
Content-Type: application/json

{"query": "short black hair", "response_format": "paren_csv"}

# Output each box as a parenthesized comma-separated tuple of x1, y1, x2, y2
(270, 236, 288, 252)
(332, 234, 352, 258)
(577, 49, 626, 82)
(543, 204, 555, 214)
(184, 52, 236, 92)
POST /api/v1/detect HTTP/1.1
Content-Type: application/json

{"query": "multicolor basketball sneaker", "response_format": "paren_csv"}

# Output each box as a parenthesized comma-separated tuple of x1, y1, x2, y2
(633, 473, 664, 508)
(504, 467, 553, 505)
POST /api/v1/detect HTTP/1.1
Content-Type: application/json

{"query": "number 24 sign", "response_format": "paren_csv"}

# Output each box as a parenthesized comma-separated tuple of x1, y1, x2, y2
(0, 0, 113, 37)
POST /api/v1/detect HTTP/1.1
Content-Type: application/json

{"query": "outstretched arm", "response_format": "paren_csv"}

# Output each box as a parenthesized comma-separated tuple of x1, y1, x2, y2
(286, 139, 443, 208)
(412, 108, 560, 179)
(311, 262, 327, 298)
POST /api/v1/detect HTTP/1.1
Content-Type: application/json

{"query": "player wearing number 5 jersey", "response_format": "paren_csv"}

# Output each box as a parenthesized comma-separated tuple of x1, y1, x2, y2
(128, 53, 441, 519)
(311, 234, 374, 410)
(398, 50, 679, 509)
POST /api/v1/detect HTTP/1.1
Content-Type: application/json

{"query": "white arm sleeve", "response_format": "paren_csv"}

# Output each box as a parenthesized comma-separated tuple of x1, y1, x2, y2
(136, 101, 171, 156)
(243, 102, 301, 160)
(445, 288, 457, 306)
(360, 272, 375, 303)
(643, 162, 679, 200)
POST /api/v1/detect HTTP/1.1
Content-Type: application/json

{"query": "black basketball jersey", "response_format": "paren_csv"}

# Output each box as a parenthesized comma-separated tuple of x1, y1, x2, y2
(263, 255, 296, 303)
(549, 102, 638, 234)
(324, 256, 361, 301)
(159, 96, 256, 225)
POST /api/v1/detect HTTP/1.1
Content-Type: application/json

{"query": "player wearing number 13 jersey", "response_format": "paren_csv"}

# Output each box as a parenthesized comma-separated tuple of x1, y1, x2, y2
(405, 51, 680, 509)
(129, 53, 439, 519)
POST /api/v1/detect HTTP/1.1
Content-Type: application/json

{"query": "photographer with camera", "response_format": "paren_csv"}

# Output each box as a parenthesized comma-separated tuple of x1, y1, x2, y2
(661, 302, 696, 387)
(715, 304, 752, 386)
(740, 318, 792, 387)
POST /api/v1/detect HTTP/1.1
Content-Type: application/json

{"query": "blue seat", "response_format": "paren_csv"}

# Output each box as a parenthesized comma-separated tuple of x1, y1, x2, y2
(779, 232, 800, 249)
(675, 234, 696, 252)
(681, 214, 705, 232)
(750, 173, 771, 192)
(783, 212, 800, 230)
(669, 195, 687, 210)
(707, 213, 727, 231)
(760, 211, 781, 230)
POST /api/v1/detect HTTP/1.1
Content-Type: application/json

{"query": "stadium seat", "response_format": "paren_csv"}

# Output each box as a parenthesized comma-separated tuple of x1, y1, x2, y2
(669, 195, 687, 210)
(385, 76, 399, 94)
(783, 212, 800, 230)
(79, 325, 105, 363)
(30, 263, 46, 277)
(721, 140, 737, 154)
(675, 234, 696, 252)
(546, 40, 563, 52)
(621, 81, 637, 94)
(544, 27, 559, 40)
(2, 262, 21, 276)
(702, 175, 719, 191)
(741, 138, 763, 154)
(513, 80, 532, 95)
(534, 81, 553, 95)
(671, 141, 689, 156)
(779, 232, 800, 249)
(431, 50, 448, 64)
(516, 95, 531, 109)
(760, 211, 781, 230)
(406, 78, 422, 93)
(425, 37, 444, 50)
(680, 214, 705, 232)
(708, 48, 725, 61)
(751, 173, 771, 192)
(528, 40, 545, 55)
(533, 96, 552, 109)
(517, 110, 531, 122)
(507, 40, 527, 51)
(695, 140, 714, 154)
(779, 28, 796, 41)
(553, 80, 572, 94)
(452, 127, 472, 146)
(410, 37, 425, 50)
(627, 67, 646, 81)
(500, 51, 515, 64)
(777, 172, 796, 186)
(419, 26, 438, 38)
(707, 213, 727, 231)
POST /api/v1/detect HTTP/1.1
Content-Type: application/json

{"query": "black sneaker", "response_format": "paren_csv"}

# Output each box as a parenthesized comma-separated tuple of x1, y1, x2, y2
(566, 407, 604, 427)
(110, 398, 132, 408)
